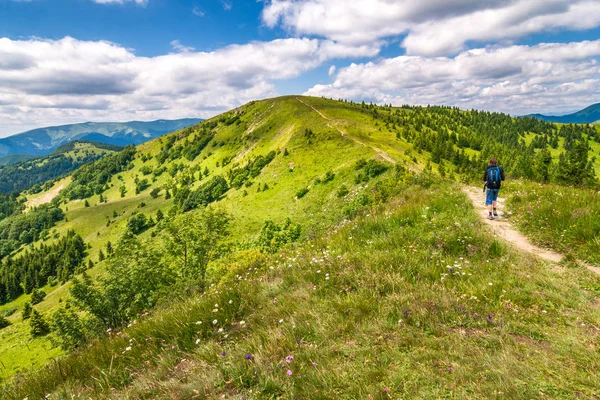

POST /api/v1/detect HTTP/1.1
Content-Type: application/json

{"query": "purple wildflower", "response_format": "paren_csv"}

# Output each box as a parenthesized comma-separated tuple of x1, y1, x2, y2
(286, 369, 293, 376)
(221, 351, 226, 357)
(245, 354, 253, 360)
(285, 355, 294, 363)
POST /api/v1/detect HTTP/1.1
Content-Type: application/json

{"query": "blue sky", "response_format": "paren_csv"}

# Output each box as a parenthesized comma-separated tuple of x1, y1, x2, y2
(1, 0, 600, 136)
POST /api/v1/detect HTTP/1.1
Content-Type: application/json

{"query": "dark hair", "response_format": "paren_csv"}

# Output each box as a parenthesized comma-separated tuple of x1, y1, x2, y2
(489, 158, 498, 166)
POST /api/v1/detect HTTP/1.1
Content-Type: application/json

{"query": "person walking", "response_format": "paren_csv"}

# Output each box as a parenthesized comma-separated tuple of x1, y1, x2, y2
(483, 158, 505, 220)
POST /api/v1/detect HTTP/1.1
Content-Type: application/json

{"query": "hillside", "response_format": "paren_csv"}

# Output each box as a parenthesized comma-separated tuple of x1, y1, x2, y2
(0, 141, 122, 195)
(529, 102, 600, 124)
(0, 96, 599, 397)
(0, 118, 202, 157)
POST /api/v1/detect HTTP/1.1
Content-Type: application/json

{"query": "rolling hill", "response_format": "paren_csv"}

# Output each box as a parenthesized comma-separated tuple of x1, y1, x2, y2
(0, 96, 599, 398)
(0, 118, 203, 157)
(0, 141, 123, 195)
(529, 102, 600, 124)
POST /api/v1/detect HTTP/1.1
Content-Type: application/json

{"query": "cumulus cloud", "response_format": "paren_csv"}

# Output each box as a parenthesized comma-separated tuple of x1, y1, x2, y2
(305, 40, 600, 115)
(262, 0, 600, 55)
(0, 36, 378, 136)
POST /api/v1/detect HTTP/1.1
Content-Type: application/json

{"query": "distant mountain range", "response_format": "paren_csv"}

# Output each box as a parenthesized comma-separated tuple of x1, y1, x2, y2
(528, 103, 600, 124)
(0, 118, 203, 158)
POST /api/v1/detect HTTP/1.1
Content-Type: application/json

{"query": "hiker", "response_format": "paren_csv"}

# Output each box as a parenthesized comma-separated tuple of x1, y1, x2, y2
(483, 157, 505, 220)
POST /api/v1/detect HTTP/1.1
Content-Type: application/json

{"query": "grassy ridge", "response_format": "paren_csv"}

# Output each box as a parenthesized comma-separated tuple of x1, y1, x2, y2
(2, 96, 600, 388)
(505, 180, 600, 264)
(4, 182, 600, 398)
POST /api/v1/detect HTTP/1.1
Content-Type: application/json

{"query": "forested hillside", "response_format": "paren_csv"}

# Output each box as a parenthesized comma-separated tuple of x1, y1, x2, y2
(0, 96, 599, 398)
(0, 141, 123, 195)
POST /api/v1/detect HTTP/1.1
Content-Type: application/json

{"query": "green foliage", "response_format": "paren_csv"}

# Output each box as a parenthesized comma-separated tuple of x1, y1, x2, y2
(165, 208, 231, 281)
(63, 146, 136, 200)
(228, 151, 277, 189)
(0, 204, 64, 257)
(150, 187, 161, 199)
(51, 307, 93, 351)
(22, 302, 32, 320)
(258, 218, 301, 253)
(355, 159, 390, 183)
(135, 179, 150, 194)
(0, 142, 121, 195)
(126, 213, 148, 235)
(554, 139, 597, 186)
(29, 309, 50, 337)
(71, 233, 176, 328)
(30, 289, 46, 305)
(0, 315, 9, 329)
(181, 176, 229, 212)
(139, 165, 153, 176)
(295, 187, 309, 199)
(337, 184, 349, 198)
(0, 231, 86, 304)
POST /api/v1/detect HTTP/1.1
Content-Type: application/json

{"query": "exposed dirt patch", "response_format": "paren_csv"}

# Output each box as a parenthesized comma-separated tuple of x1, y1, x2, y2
(25, 179, 69, 209)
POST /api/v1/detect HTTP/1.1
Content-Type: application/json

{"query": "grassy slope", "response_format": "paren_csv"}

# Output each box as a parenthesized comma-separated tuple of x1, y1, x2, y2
(4, 182, 600, 399)
(0, 96, 397, 378)
(1, 96, 600, 389)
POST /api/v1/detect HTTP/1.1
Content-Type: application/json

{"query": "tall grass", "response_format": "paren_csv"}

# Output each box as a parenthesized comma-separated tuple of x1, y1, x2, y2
(505, 180, 600, 265)
(3, 182, 600, 399)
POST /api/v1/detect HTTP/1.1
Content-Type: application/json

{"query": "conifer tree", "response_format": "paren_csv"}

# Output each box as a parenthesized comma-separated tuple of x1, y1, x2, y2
(22, 301, 32, 320)
(30, 309, 50, 337)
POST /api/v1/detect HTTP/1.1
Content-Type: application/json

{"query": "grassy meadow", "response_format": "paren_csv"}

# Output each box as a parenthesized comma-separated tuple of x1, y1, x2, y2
(3, 181, 600, 398)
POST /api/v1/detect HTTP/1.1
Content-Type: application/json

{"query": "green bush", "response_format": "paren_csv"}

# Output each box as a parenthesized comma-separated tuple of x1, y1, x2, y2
(30, 289, 46, 305)
(0, 315, 10, 329)
(258, 218, 301, 253)
(127, 213, 148, 235)
(296, 187, 309, 199)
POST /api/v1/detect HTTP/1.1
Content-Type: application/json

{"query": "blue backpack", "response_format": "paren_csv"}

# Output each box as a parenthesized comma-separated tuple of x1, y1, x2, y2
(488, 166, 501, 188)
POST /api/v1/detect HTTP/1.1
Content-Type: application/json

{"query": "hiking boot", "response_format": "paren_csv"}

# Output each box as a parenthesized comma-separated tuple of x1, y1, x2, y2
(487, 214, 494, 220)
(493, 210, 499, 217)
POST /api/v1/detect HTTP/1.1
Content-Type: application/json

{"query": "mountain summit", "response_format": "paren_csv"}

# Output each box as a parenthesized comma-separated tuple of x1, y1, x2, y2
(0, 119, 203, 157)
(529, 103, 600, 124)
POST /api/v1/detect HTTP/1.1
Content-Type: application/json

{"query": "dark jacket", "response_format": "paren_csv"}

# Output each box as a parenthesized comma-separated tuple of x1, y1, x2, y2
(483, 166, 505, 189)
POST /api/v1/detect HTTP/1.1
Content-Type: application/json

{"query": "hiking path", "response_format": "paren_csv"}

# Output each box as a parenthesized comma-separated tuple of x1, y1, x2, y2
(463, 186, 600, 276)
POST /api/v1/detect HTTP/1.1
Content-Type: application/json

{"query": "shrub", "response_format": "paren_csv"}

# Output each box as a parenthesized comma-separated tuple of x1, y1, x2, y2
(51, 307, 87, 350)
(258, 218, 301, 253)
(0, 315, 10, 329)
(127, 213, 148, 235)
(31, 289, 46, 305)
(296, 187, 309, 199)
(150, 188, 161, 199)
(337, 184, 349, 198)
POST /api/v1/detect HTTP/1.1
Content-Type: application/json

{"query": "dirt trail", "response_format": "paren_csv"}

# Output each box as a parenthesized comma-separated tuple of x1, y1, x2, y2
(26, 180, 68, 209)
(296, 97, 397, 164)
(463, 186, 600, 275)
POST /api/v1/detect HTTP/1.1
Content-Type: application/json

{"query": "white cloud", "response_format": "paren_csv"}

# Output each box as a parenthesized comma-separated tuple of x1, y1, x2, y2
(0, 36, 377, 136)
(170, 40, 195, 53)
(192, 7, 205, 17)
(220, 0, 232, 11)
(262, 0, 600, 56)
(305, 40, 600, 115)
(328, 65, 336, 77)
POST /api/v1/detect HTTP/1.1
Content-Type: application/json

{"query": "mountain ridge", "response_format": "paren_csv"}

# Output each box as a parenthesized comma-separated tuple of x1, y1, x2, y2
(0, 118, 203, 157)
(528, 102, 600, 124)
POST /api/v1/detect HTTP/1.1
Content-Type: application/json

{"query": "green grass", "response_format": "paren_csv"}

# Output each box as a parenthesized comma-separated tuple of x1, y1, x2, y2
(2, 95, 600, 389)
(504, 180, 600, 265)
(4, 182, 600, 398)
